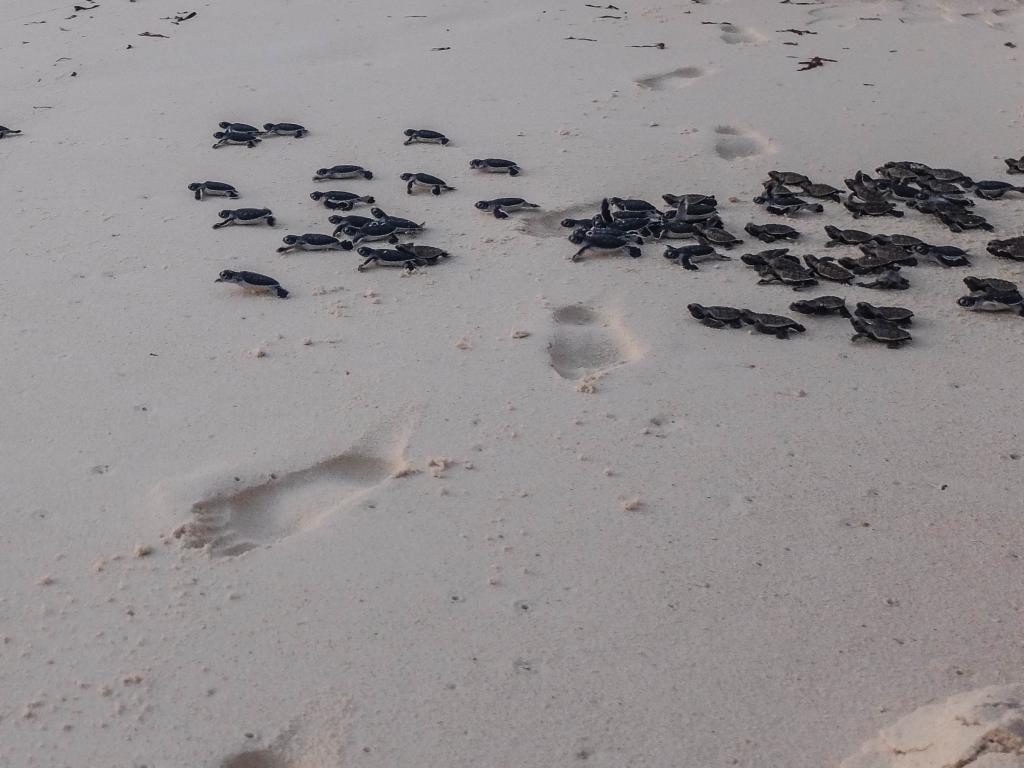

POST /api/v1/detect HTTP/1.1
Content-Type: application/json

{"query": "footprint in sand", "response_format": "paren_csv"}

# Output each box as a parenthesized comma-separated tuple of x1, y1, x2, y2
(547, 304, 641, 386)
(174, 426, 408, 557)
(635, 66, 708, 90)
(719, 23, 767, 44)
(712, 125, 773, 160)
(517, 202, 600, 239)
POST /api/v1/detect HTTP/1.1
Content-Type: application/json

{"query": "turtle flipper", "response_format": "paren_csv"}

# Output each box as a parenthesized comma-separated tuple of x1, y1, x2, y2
(508, 167, 519, 177)
(774, 328, 789, 339)
(406, 180, 415, 194)
(266, 216, 276, 226)
(571, 245, 590, 262)
(274, 286, 289, 299)
(626, 246, 642, 259)
(194, 188, 203, 201)
(701, 317, 724, 329)
(358, 257, 374, 271)
(493, 208, 508, 219)
(212, 219, 231, 229)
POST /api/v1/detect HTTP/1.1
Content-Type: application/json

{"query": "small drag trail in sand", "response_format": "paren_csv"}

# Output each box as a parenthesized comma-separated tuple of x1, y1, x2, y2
(174, 424, 410, 556)
(635, 66, 709, 90)
(712, 125, 774, 160)
(547, 304, 642, 390)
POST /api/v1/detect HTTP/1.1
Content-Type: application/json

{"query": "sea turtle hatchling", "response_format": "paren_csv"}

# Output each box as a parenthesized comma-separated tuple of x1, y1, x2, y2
(844, 197, 904, 218)
(212, 208, 275, 228)
(313, 165, 373, 181)
(212, 130, 261, 149)
(570, 230, 643, 261)
(745, 222, 800, 243)
(663, 243, 729, 271)
(824, 225, 879, 247)
(913, 244, 970, 267)
(395, 243, 450, 265)
(475, 198, 540, 219)
(609, 197, 659, 213)
(662, 193, 717, 208)
(768, 171, 810, 186)
(309, 190, 375, 210)
(1004, 157, 1024, 175)
(215, 270, 288, 298)
(345, 220, 401, 245)
(963, 276, 1019, 294)
(218, 121, 260, 134)
(797, 181, 843, 202)
(973, 180, 1024, 200)
(957, 288, 1024, 314)
(0, 125, 22, 139)
(370, 208, 425, 233)
(987, 237, 1024, 261)
(740, 310, 807, 339)
(789, 296, 850, 317)
(404, 129, 450, 145)
(276, 233, 352, 254)
(841, 244, 919, 272)
(803, 254, 854, 283)
(856, 269, 909, 290)
(470, 158, 521, 176)
(922, 167, 974, 187)
(874, 233, 927, 249)
(188, 181, 238, 200)
(400, 172, 455, 195)
(694, 224, 743, 249)
(854, 302, 914, 326)
(849, 317, 912, 348)
(356, 246, 425, 272)
(687, 304, 744, 329)
(262, 122, 307, 137)
(328, 214, 374, 237)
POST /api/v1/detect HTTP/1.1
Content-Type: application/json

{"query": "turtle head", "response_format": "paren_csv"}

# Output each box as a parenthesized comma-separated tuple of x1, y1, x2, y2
(370, 207, 386, 218)
(218, 122, 233, 129)
(187, 182, 201, 191)
(399, 173, 414, 181)
(403, 129, 417, 137)
(963, 276, 985, 292)
(957, 296, 978, 309)
(608, 197, 624, 206)
(314, 169, 329, 177)
(356, 247, 374, 256)
(262, 123, 275, 131)
(328, 215, 342, 224)
(686, 304, 706, 319)
(342, 226, 358, 236)
(474, 201, 490, 210)
(469, 159, 484, 168)
(282, 235, 299, 245)
(309, 192, 323, 201)
(216, 270, 237, 283)
(212, 132, 226, 139)
(217, 210, 232, 219)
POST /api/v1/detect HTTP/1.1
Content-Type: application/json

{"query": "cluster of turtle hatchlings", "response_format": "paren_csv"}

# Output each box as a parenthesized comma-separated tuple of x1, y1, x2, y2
(191, 124, 541, 295)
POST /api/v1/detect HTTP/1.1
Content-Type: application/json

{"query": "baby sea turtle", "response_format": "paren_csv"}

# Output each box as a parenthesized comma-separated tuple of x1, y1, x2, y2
(798, 181, 843, 202)
(974, 180, 1024, 200)
(754, 261, 818, 290)
(328, 214, 374, 236)
(0, 125, 22, 139)
(856, 269, 909, 290)
(571, 230, 642, 261)
(824, 225, 878, 247)
(276, 233, 352, 254)
(400, 172, 455, 195)
(470, 158, 521, 176)
(1004, 157, 1024, 175)
(740, 310, 806, 339)
(987, 238, 1024, 261)
(309, 190, 375, 210)
(935, 209, 993, 233)
(790, 296, 850, 317)
(212, 130, 261, 149)
(346, 220, 401, 244)
(395, 243, 449, 265)
(663, 243, 728, 271)
(848, 244, 919, 271)
(957, 288, 1024, 314)
(918, 178, 970, 197)
(745, 222, 800, 243)
(855, 302, 913, 325)
(215, 270, 288, 298)
(694, 224, 743, 249)
(663, 193, 717, 208)
(844, 197, 903, 218)
(964, 276, 1018, 294)
(212, 208, 275, 228)
(923, 167, 973, 187)
(188, 181, 238, 201)
(849, 317, 912, 348)
(803, 254, 854, 283)
(874, 233, 926, 249)
(313, 165, 372, 181)
(609, 197, 659, 213)
(356, 246, 423, 272)
(262, 122, 306, 137)
(218, 121, 259, 134)
(768, 171, 810, 186)
(914, 244, 970, 267)
(475, 198, 540, 219)
(687, 304, 744, 329)
(404, 129, 450, 145)
(651, 218, 700, 240)
(370, 208, 424, 233)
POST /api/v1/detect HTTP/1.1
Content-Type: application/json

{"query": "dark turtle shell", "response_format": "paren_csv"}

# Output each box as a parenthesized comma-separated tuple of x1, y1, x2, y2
(741, 310, 805, 330)
(824, 225, 876, 245)
(875, 234, 926, 249)
(688, 304, 742, 323)
(768, 171, 810, 186)
(855, 302, 914, 324)
(803, 254, 854, 282)
(964, 275, 1018, 293)
(790, 296, 849, 316)
(851, 316, 912, 345)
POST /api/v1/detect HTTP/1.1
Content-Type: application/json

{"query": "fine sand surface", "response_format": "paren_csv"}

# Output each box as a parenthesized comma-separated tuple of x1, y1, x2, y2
(3, 0, 1024, 765)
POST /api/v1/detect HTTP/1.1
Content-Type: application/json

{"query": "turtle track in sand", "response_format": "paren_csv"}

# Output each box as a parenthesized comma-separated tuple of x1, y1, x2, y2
(174, 423, 410, 557)
(547, 303, 642, 389)
(635, 66, 708, 90)
(712, 125, 774, 160)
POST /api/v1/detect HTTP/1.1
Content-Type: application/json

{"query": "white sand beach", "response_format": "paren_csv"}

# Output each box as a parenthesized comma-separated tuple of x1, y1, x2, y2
(3, 0, 1024, 765)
